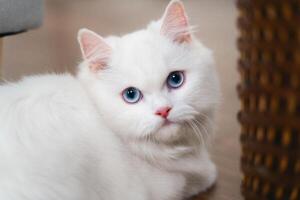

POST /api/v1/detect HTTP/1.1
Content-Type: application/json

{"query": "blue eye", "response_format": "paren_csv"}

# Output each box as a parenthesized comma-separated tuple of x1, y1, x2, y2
(122, 87, 142, 104)
(167, 71, 185, 89)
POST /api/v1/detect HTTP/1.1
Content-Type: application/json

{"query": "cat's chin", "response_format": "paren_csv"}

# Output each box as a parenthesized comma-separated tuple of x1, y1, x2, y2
(153, 121, 181, 142)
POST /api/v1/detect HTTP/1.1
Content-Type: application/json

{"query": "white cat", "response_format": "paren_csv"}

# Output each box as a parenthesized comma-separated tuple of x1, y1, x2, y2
(0, 0, 220, 199)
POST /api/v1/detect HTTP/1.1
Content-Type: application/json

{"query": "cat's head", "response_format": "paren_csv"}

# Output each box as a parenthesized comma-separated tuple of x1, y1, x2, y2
(77, 0, 220, 143)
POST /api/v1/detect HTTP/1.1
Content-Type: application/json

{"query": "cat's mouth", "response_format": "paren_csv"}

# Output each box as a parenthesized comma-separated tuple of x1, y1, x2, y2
(162, 119, 173, 127)
(158, 119, 180, 131)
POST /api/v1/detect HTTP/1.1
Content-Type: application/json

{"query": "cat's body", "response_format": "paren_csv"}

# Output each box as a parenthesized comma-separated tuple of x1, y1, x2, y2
(0, 1, 220, 200)
(0, 74, 216, 200)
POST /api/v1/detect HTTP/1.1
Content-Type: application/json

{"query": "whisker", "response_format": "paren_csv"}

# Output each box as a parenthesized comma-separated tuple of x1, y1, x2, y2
(187, 121, 203, 147)
(197, 112, 215, 129)
(193, 119, 209, 141)
(192, 120, 207, 148)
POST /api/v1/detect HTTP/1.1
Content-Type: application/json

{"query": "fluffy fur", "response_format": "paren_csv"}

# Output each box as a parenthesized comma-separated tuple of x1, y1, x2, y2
(0, 1, 220, 199)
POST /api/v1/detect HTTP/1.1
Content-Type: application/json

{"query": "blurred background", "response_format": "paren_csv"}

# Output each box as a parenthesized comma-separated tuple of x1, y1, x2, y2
(2, 0, 240, 199)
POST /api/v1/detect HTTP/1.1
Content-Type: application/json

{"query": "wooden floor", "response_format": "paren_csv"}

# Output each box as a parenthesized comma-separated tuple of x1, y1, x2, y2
(2, 0, 242, 199)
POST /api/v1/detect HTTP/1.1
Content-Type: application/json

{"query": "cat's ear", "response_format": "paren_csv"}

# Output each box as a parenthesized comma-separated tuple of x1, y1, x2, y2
(78, 28, 111, 72)
(160, 0, 192, 43)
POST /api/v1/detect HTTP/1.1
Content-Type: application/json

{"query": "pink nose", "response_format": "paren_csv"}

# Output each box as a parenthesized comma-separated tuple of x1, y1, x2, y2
(155, 106, 172, 118)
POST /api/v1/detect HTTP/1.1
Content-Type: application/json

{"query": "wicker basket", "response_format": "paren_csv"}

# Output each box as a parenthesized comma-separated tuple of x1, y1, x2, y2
(237, 0, 300, 199)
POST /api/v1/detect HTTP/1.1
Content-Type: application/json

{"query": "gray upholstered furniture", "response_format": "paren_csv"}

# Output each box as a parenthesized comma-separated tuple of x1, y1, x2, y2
(0, 0, 43, 37)
(0, 0, 43, 75)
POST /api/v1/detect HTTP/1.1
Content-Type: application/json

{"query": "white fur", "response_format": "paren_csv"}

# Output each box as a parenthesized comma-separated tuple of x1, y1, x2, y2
(0, 1, 220, 199)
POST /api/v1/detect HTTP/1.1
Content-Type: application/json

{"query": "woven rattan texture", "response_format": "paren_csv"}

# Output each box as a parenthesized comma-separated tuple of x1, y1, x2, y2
(237, 0, 300, 200)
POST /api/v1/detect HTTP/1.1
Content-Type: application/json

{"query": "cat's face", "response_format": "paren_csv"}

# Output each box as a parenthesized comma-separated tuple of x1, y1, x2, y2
(77, 0, 219, 142)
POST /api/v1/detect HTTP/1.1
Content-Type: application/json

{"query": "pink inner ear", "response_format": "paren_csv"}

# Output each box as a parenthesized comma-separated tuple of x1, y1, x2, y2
(81, 33, 101, 59)
(79, 29, 111, 71)
(161, 1, 191, 43)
